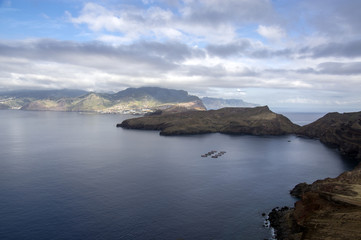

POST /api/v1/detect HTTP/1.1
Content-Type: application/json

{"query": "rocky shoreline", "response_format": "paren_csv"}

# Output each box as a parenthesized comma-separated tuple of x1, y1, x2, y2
(118, 107, 361, 239)
(268, 164, 361, 240)
(268, 111, 361, 239)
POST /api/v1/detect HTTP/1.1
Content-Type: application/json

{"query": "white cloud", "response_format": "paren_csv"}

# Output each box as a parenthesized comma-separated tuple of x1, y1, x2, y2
(2, 0, 361, 111)
(67, 1, 276, 44)
(257, 25, 286, 41)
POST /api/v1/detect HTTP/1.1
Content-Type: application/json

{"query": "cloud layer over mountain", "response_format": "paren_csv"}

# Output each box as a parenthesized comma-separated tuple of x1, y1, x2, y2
(0, 0, 360, 111)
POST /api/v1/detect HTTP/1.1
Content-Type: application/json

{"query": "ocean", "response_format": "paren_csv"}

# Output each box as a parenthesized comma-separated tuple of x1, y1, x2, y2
(0, 110, 356, 239)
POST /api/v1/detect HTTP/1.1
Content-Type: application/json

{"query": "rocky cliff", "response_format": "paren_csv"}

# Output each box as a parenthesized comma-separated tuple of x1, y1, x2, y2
(269, 111, 361, 240)
(298, 111, 361, 160)
(118, 106, 300, 136)
(269, 165, 361, 240)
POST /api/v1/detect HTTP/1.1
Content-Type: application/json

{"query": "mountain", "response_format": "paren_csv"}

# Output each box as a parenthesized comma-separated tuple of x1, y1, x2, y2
(0, 87, 206, 114)
(298, 111, 361, 159)
(118, 106, 299, 136)
(110, 87, 200, 103)
(201, 97, 258, 110)
(0, 89, 89, 110)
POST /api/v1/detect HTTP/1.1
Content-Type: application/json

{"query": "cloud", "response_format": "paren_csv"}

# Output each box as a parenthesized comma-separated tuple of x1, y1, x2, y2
(0, 39, 207, 91)
(301, 0, 361, 39)
(317, 62, 361, 75)
(180, 0, 275, 25)
(1, 0, 361, 111)
(0, 39, 206, 72)
(67, 2, 177, 43)
(206, 40, 252, 57)
(307, 40, 361, 58)
(67, 0, 277, 44)
(257, 25, 286, 41)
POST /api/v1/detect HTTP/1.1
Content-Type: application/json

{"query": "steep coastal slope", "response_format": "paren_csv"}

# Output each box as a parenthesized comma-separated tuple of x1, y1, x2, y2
(298, 111, 361, 159)
(270, 111, 361, 240)
(269, 166, 361, 240)
(0, 87, 205, 114)
(118, 106, 299, 135)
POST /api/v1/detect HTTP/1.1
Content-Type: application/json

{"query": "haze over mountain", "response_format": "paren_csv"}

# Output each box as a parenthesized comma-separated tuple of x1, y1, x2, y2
(0, 87, 264, 113)
(201, 97, 258, 110)
(0, 87, 207, 114)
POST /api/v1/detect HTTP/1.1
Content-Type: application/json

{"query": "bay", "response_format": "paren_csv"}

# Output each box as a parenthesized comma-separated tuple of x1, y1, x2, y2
(0, 110, 356, 240)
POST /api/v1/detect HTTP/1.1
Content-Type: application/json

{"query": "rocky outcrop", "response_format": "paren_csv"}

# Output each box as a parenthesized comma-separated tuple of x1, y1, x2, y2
(270, 165, 361, 240)
(117, 106, 300, 136)
(298, 111, 361, 160)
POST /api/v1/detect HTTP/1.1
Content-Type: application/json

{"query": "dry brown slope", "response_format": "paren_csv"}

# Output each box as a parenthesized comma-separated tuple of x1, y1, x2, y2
(270, 166, 361, 240)
(117, 106, 300, 136)
(298, 111, 361, 159)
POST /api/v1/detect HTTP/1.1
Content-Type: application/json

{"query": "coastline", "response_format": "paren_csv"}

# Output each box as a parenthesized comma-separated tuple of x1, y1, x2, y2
(268, 163, 361, 240)
(118, 108, 361, 239)
(268, 111, 361, 239)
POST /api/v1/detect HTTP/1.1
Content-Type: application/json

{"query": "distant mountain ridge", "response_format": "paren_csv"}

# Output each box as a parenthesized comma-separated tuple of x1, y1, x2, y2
(201, 97, 258, 110)
(0, 87, 206, 114)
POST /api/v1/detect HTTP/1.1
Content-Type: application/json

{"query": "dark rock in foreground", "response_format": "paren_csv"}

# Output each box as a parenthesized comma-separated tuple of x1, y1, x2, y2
(117, 106, 300, 136)
(270, 165, 361, 240)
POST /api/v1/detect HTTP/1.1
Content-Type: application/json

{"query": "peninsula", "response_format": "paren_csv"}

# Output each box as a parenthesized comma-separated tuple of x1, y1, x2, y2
(117, 106, 300, 136)
(269, 111, 361, 240)
(118, 107, 361, 239)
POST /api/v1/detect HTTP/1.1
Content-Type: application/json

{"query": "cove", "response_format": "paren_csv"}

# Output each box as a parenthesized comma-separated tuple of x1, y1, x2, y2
(0, 110, 356, 240)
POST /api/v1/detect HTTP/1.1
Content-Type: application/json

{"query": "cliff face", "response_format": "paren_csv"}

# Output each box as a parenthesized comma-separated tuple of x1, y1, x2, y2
(118, 106, 300, 136)
(269, 110, 361, 240)
(298, 111, 361, 159)
(270, 165, 361, 240)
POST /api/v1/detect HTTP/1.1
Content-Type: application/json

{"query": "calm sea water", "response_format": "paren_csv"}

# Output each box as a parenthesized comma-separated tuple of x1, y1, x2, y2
(0, 110, 356, 240)
(280, 112, 327, 126)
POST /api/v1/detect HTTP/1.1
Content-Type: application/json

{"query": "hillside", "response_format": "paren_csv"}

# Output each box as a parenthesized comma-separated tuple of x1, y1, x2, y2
(298, 111, 361, 159)
(269, 111, 361, 240)
(0, 87, 206, 114)
(118, 106, 299, 135)
(269, 165, 361, 240)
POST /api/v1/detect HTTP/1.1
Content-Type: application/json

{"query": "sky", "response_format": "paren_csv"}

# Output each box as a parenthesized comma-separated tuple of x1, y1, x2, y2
(1, 0, 361, 112)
